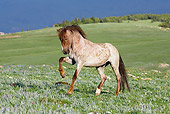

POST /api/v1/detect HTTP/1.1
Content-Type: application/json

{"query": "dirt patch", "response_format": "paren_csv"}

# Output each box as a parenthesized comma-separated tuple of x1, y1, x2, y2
(158, 27, 170, 31)
(141, 78, 152, 80)
(0, 35, 21, 39)
(158, 63, 169, 68)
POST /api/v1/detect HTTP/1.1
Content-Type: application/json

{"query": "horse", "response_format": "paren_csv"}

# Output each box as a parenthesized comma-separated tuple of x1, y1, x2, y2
(57, 25, 130, 95)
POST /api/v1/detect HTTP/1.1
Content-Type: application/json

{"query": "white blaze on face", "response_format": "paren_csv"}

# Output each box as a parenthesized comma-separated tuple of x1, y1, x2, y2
(61, 45, 63, 52)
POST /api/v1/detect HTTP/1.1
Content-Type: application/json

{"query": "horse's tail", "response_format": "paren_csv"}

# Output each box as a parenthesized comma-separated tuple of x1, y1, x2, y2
(119, 55, 130, 92)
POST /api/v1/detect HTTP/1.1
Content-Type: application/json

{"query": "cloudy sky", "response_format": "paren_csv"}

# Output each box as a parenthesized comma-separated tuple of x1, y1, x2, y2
(0, 0, 170, 33)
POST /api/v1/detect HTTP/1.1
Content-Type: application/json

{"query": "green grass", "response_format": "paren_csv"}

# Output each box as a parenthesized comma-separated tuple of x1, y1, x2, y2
(0, 65, 169, 113)
(0, 20, 170, 113)
(0, 20, 170, 69)
(0, 28, 60, 65)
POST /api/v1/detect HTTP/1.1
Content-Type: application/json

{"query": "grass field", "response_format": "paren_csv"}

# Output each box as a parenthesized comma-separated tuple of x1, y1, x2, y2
(0, 65, 169, 113)
(0, 20, 170, 113)
(0, 20, 170, 69)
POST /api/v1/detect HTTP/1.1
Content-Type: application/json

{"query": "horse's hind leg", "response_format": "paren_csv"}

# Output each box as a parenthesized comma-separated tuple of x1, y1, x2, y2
(95, 66, 107, 95)
(110, 62, 121, 95)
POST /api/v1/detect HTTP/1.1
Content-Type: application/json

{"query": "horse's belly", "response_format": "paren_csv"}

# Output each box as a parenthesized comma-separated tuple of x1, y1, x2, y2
(84, 59, 108, 67)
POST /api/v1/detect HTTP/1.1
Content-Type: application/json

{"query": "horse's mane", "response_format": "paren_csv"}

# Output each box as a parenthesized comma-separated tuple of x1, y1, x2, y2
(57, 25, 87, 39)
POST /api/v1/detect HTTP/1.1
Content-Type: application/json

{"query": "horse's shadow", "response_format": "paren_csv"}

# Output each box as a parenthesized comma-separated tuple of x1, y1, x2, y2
(73, 88, 112, 95)
(8, 82, 52, 89)
(9, 82, 25, 87)
(8, 82, 112, 95)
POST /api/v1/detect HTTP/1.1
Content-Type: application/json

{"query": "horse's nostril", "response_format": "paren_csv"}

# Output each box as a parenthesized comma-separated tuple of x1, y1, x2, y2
(62, 49, 69, 55)
(63, 51, 67, 55)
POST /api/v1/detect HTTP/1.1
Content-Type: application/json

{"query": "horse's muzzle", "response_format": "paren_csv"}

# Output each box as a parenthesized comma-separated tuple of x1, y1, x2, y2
(62, 49, 69, 55)
(63, 51, 67, 55)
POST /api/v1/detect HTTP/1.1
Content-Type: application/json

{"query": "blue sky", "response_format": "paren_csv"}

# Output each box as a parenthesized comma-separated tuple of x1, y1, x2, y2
(1, 0, 170, 33)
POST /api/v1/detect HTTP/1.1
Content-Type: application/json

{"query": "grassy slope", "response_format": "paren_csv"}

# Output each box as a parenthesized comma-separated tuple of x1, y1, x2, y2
(0, 20, 170, 69)
(0, 28, 60, 65)
(0, 65, 169, 113)
(0, 20, 170, 113)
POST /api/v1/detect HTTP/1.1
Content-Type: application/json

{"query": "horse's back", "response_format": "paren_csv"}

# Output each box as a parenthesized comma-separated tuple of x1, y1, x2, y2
(83, 43, 110, 67)
(97, 43, 119, 56)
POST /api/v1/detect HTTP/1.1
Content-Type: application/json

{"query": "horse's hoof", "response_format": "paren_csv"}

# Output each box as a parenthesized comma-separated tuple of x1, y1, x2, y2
(115, 92, 120, 96)
(60, 71, 65, 78)
(61, 75, 65, 78)
(95, 93, 100, 96)
(95, 88, 101, 96)
(67, 90, 73, 95)
(67, 92, 72, 95)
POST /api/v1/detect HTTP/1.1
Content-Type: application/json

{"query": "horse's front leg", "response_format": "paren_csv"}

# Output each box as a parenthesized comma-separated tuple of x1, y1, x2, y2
(67, 62, 83, 95)
(59, 57, 75, 78)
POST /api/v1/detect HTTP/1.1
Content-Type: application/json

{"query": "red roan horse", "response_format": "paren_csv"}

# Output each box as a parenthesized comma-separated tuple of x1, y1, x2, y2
(57, 25, 130, 95)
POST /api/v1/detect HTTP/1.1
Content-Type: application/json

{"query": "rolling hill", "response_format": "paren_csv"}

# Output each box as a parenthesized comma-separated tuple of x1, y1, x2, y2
(0, 20, 170, 70)
(0, 20, 170, 113)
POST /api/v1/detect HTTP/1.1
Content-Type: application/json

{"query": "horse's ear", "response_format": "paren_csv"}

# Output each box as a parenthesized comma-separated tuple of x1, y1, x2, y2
(57, 28, 63, 33)
(69, 29, 73, 33)
(66, 29, 73, 35)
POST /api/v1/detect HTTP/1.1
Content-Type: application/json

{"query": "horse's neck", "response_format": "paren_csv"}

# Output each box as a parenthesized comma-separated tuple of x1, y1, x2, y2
(69, 34, 95, 60)
(72, 35, 85, 50)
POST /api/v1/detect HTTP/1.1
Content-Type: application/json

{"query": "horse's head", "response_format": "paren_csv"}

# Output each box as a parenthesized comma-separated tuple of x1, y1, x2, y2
(57, 28, 73, 54)
(57, 25, 87, 55)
